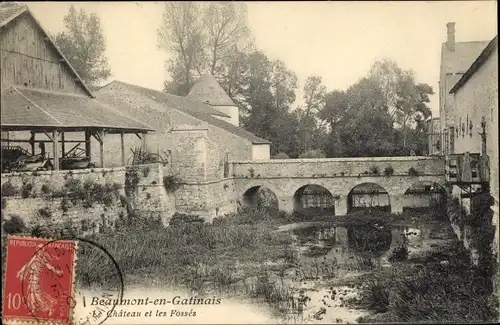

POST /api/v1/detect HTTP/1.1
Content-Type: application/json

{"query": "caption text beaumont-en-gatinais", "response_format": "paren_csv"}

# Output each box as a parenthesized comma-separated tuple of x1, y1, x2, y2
(89, 295, 222, 318)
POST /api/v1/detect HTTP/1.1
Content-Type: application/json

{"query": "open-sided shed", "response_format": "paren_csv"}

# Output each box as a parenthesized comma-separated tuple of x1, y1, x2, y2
(1, 85, 154, 170)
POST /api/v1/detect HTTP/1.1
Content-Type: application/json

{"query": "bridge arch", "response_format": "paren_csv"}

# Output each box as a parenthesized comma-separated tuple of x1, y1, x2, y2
(293, 184, 336, 216)
(347, 182, 391, 213)
(240, 185, 279, 214)
(402, 181, 447, 217)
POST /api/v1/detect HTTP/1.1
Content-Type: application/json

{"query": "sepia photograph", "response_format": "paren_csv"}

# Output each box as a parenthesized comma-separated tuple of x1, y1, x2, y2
(0, 1, 498, 324)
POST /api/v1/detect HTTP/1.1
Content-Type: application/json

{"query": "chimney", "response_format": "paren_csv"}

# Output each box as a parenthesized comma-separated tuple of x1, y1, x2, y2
(446, 22, 456, 51)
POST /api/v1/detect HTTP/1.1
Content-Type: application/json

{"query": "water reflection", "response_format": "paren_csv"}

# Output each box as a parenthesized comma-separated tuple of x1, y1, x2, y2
(347, 225, 392, 254)
(292, 224, 393, 259)
(277, 221, 455, 323)
(291, 221, 455, 265)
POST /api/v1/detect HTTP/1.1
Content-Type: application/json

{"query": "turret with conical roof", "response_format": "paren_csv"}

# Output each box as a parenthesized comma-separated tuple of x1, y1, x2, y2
(187, 74, 240, 127)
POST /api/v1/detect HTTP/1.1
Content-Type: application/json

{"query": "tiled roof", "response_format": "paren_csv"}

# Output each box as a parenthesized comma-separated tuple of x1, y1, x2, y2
(450, 36, 498, 94)
(97, 81, 271, 144)
(180, 105, 271, 145)
(0, 3, 93, 98)
(0, 2, 26, 27)
(441, 41, 490, 75)
(1, 86, 154, 132)
(100, 81, 230, 118)
(187, 74, 236, 106)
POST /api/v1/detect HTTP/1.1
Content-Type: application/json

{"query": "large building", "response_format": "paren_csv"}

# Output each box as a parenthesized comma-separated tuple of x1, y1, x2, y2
(438, 22, 490, 155)
(94, 77, 271, 167)
(449, 35, 498, 258)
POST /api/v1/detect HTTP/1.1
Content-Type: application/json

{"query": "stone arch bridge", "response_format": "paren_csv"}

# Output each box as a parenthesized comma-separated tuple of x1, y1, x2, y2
(231, 156, 446, 215)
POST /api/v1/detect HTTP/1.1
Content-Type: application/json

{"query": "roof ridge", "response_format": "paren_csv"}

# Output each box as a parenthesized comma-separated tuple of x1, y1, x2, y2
(11, 86, 63, 126)
(97, 80, 270, 144)
(14, 85, 90, 98)
(450, 35, 498, 94)
(442, 40, 491, 45)
(100, 80, 231, 118)
(1, 6, 95, 98)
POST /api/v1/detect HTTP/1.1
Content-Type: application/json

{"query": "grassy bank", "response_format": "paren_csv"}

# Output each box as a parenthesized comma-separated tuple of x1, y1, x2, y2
(76, 207, 294, 290)
(353, 241, 499, 323)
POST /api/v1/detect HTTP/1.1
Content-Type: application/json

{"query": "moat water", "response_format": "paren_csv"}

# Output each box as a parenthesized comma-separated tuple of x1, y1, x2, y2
(74, 219, 455, 324)
(271, 220, 456, 323)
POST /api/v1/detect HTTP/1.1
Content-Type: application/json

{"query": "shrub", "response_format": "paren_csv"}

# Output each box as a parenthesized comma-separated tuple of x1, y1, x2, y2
(65, 178, 85, 202)
(38, 207, 52, 219)
(383, 166, 394, 176)
(61, 197, 71, 212)
(299, 149, 326, 159)
(2, 215, 26, 234)
(41, 183, 53, 195)
(272, 152, 290, 159)
(21, 182, 33, 198)
(52, 187, 68, 198)
(359, 279, 390, 313)
(1, 182, 18, 197)
(125, 169, 140, 197)
(91, 183, 118, 206)
(163, 175, 181, 192)
(388, 244, 409, 262)
(369, 165, 380, 175)
(408, 167, 419, 176)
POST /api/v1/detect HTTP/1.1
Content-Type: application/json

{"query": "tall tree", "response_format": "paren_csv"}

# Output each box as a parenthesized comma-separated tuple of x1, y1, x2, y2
(341, 78, 395, 156)
(301, 76, 326, 151)
(369, 59, 434, 149)
(319, 90, 349, 129)
(158, 2, 253, 96)
(319, 77, 395, 157)
(271, 60, 298, 109)
(157, 2, 205, 95)
(203, 2, 252, 76)
(54, 5, 111, 85)
(394, 71, 434, 147)
(368, 59, 402, 117)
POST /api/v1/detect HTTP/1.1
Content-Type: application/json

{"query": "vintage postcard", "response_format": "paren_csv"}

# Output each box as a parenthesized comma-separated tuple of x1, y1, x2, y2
(1, 1, 498, 324)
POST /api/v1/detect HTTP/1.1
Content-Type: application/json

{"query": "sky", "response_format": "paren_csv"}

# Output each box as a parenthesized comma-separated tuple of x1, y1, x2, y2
(24, 1, 497, 116)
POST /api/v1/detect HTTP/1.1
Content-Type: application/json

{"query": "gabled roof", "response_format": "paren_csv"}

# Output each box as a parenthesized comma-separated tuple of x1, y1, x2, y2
(97, 81, 271, 144)
(99, 81, 230, 118)
(0, 3, 94, 98)
(450, 36, 498, 94)
(0, 2, 25, 26)
(187, 74, 236, 106)
(441, 41, 490, 75)
(1, 86, 153, 133)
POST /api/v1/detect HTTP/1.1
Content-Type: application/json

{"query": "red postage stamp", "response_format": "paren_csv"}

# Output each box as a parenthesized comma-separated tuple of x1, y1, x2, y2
(2, 236, 77, 324)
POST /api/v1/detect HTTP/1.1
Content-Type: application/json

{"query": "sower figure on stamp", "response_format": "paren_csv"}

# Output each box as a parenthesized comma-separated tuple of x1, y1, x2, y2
(16, 244, 63, 316)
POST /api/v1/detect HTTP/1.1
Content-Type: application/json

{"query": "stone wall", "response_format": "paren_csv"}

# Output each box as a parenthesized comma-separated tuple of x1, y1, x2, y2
(452, 45, 498, 156)
(232, 156, 445, 179)
(1, 163, 175, 234)
(94, 83, 254, 165)
(2, 196, 126, 237)
(252, 144, 271, 161)
(448, 43, 498, 292)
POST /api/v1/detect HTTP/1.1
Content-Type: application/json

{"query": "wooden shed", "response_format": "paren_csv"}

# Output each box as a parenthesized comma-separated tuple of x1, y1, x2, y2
(0, 3, 154, 171)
